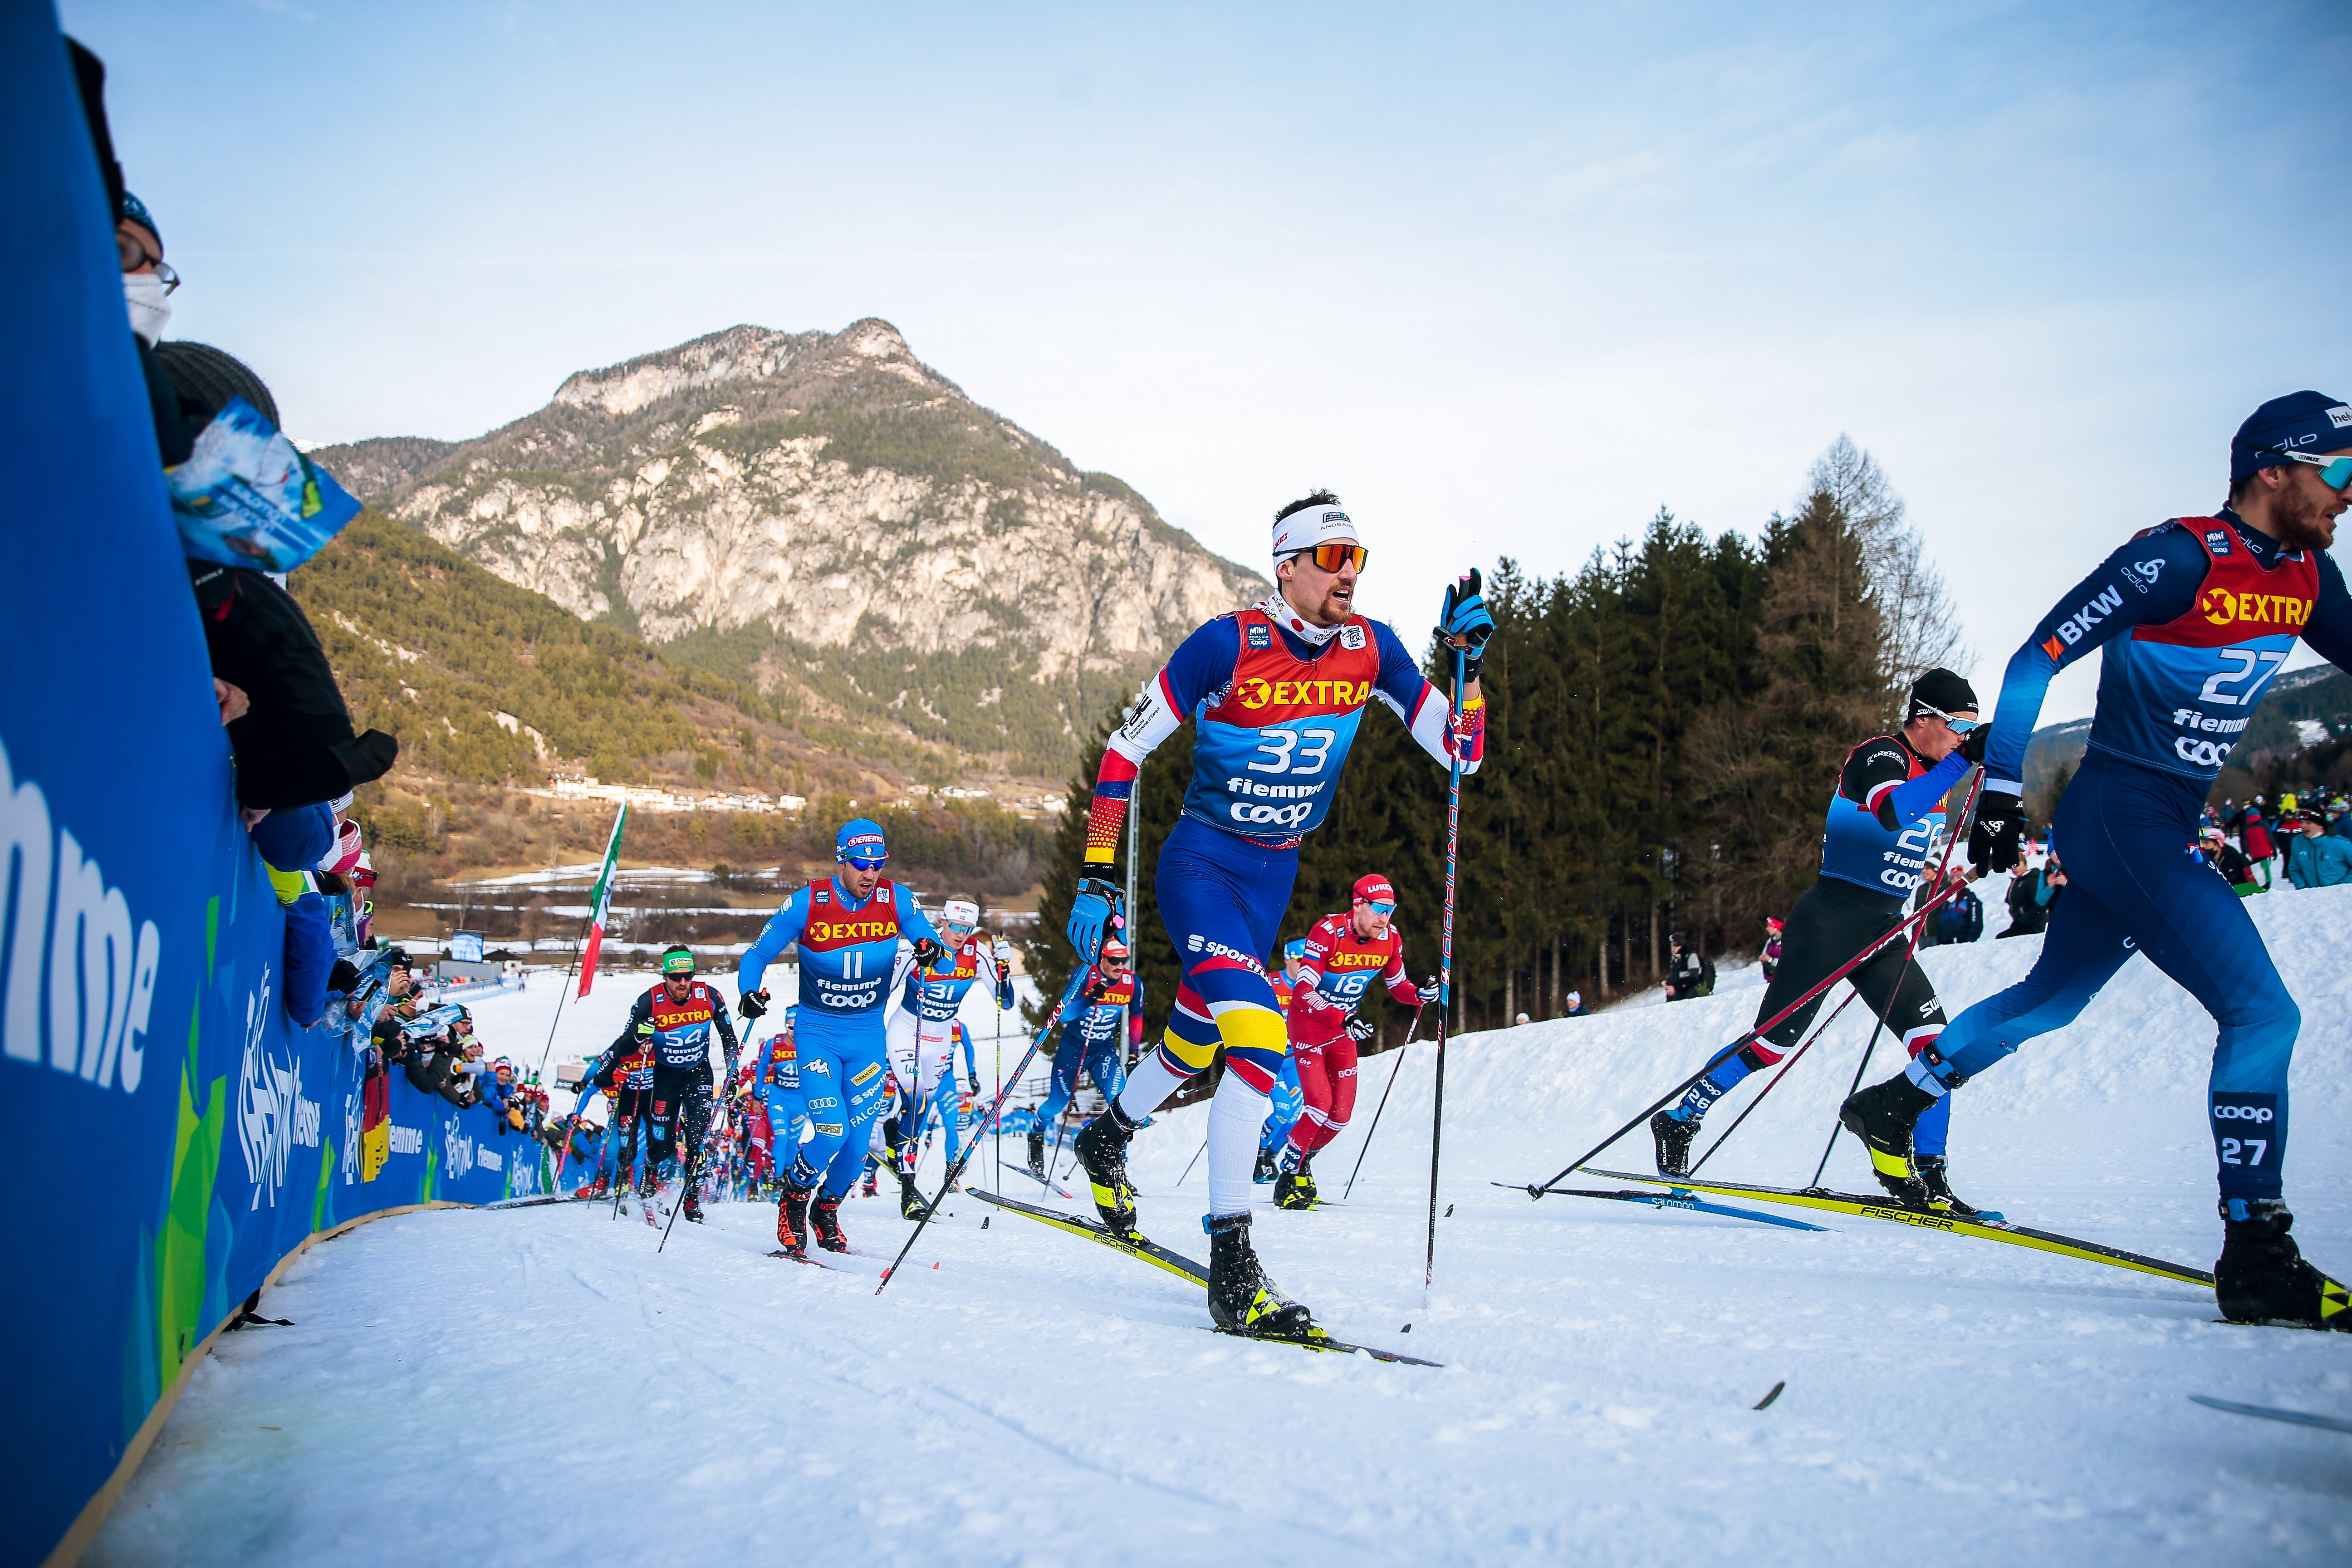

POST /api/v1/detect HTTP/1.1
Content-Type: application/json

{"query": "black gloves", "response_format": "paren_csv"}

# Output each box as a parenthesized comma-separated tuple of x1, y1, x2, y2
(1969, 791, 2026, 874)
(911, 937, 945, 967)
(738, 989, 769, 1020)
(1959, 722, 1989, 766)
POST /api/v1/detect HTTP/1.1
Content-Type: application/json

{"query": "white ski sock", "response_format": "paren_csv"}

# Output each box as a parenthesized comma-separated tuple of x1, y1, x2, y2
(1116, 1054, 1189, 1123)
(1206, 1073, 1273, 1218)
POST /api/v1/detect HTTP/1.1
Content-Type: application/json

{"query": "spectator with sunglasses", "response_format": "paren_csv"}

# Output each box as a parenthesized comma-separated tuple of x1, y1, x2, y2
(1652, 668, 1997, 1221)
(1266, 873, 1434, 1210)
(1842, 390, 2352, 1333)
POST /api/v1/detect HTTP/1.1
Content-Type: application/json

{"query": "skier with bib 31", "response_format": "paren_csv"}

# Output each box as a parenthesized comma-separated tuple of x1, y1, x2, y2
(736, 819, 943, 1257)
(1063, 490, 1489, 1340)
(1840, 392, 2352, 1331)
(885, 897, 1013, 1217)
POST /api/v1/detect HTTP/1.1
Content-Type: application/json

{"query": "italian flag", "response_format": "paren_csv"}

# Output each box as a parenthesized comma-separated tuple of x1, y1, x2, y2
(577, 803, 628, 998)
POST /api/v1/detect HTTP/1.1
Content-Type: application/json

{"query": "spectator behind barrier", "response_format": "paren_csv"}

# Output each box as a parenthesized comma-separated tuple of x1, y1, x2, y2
(2283, 811, 2352, 889)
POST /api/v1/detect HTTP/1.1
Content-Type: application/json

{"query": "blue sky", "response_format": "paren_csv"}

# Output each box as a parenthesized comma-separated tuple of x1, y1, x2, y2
(64, 0, 2352, 717)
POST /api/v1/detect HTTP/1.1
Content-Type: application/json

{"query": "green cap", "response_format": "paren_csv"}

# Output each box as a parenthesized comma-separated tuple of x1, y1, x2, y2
(662, 949, 696, 975)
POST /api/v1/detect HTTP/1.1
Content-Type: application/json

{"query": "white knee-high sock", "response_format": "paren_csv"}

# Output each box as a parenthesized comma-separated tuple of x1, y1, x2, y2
(1116, 1053, 1190, 1124)
(1206, 1072, 1273, 1219)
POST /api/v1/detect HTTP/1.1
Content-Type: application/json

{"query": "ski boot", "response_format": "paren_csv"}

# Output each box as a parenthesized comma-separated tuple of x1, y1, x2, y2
(1837, 1075, 1936, 1208)
(2215, 1200, 2352, 1330)
(1205, 1212, 1320, 1341)
(811, 1191, 851, 1254)
(1649, 1110, 1697, 1178)
(682, 1185, 705, 1224)
(1073, 1101, 1142, 1237)
(1253, 1144, 1278, 1185)
(897, 1168, 930, 1221)
(860, 1160, 879, 1198)
(1915, 1155, 2001, 1223)
(1025, 1124, 1047, 1178)
(775, 1183, 812, 1257)
(1273, 1169, 1316, 1211)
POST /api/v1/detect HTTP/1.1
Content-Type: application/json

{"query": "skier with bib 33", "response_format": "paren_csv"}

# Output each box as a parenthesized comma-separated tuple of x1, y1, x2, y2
(1840, 392, 2352, 1331)
(1649, 668, 1993, 1218)
(1063, 490, 1489, 1340)
(736, 819, 943, 1257)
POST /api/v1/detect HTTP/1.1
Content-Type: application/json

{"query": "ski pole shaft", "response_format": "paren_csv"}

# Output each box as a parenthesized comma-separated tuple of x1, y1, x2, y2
(658, 1095, 731, 1253)
(1342, 1004, 1423, 1201)
(1177, 1134, 1207, 1188)
(1809, 770, 1982, 1188)
(1684, 990, 1858, 1178)
(1427, 648, 1465, 1297)
(1525, 870, 1968, 1198)
(877, 963, 1094, 1296)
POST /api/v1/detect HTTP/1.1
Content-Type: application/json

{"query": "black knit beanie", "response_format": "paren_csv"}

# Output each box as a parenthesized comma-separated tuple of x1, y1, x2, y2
(152, 340, 281, 431)
(1906, 667, 1979, 721)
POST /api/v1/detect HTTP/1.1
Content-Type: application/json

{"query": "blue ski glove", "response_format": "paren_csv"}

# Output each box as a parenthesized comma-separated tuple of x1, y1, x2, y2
(1434, 568, 1495, 685)
(1064, 876, 1123, 965)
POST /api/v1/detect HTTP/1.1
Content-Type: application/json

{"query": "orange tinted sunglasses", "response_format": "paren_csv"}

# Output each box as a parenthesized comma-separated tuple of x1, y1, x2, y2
(1294, 542, 1368, 573)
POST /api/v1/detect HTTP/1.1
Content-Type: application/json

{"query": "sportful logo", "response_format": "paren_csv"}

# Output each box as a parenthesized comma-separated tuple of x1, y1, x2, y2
(0, 736, 162, 1093)
(235, 970, 323, 1209)
(2199, 588, 2310, 630)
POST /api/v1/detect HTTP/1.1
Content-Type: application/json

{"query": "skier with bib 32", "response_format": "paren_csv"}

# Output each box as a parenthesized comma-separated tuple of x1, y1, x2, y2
(1840, 392, 2352, 1331)
(1063, 490, 1489, 1340)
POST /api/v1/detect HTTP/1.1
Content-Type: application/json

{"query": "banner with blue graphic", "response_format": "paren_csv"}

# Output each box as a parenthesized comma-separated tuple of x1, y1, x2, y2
(0, 15, 545, 1563)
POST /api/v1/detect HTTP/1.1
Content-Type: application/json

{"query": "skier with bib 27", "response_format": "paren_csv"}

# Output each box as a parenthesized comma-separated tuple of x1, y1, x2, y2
(1840, 393, 2352, 1331)
(1650, 669, 1994, 1218)
(1063, 490, 1489, 1340)
(736, 819, 943, 1257)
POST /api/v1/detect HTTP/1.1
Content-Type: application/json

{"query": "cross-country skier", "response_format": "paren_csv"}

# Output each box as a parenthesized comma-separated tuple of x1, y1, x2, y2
(1027, 934, 1144, 1181)
(1064, 490, 1489, 1338)
(613, 946, 739, 1224)
(736, 819, 944, 1258)
(1254, 940, 1312, 1183)
(1840, 393, 2352, 1330)
(1649, 668, 1993, 1216)
(579, 1025, 658, 1200)
(1270, 873, 1434, 1210)
(750, 1007, 804, 1196)
(886, 898, 1014, 1216)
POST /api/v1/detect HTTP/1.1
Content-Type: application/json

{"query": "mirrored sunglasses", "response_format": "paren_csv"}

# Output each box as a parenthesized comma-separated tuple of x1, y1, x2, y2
(1294, 542, 1368, 573)
(2264, 448, 2352, 490)
(843, 856, 887, 872)
(1916, 701, 1980, 735)
(1361, 900, 1396, 915)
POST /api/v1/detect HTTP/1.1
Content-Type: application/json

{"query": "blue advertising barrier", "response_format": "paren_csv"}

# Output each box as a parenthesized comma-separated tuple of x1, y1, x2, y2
(0, 14, 550, 1563)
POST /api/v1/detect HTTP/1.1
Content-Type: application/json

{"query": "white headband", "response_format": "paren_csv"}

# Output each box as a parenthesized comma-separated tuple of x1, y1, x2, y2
(941, 899, 979, 926)
(1270, 504, 1358, 563)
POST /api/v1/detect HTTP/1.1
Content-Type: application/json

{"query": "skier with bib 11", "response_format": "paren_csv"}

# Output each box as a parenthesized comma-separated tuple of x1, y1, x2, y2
(1063, 490, 1489, 1340)
(1841, 392, 2352, 1331)
(736, 819, 944, 1258)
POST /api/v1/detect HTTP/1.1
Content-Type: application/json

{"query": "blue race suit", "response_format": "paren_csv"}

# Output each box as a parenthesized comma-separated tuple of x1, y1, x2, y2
(886, 933, 1007, 1173)
(737, 878, 941, 1198)
(1038, 964, 1142, 1135)
(752, 1030, 805, 1176)
(1916, 510, 2352, 1201)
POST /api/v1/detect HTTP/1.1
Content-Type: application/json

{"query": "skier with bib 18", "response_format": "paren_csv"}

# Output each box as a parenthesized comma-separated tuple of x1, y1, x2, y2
(1064, 490, 1489, 1340)
(736, 819, 944, 1258)
(1841, 392, 2352, 1331)
(1270, 872, 1435, 1211)
(1649, 669, 1994, 1217)
(884, 897, 1013, 1217)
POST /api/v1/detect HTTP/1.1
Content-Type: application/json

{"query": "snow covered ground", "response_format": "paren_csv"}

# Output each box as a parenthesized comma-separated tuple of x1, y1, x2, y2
(91, 888, 2352, 1566)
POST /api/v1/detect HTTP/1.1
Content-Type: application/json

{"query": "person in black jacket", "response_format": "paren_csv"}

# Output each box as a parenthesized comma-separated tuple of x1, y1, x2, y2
(1661, 934, 1715, 1002)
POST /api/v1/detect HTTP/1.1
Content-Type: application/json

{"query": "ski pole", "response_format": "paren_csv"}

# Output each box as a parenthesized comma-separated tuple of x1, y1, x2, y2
(1684, 990, 1858, 1178)
(1808, 772, 1983, 1187)
(876, 960, 1097, 1296)
(1426, 646, 1466, 1297)
(657, 1092, 732, 1253)
(1341, 1002, 1426, 1201)
(1520, 866, 1971, 1199)
(1176, 1133, 1207, 1188)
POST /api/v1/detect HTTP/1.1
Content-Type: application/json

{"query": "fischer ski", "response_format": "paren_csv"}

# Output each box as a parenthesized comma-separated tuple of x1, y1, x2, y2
(1589, 1168, 2214, 1287)
(2188, 1395, 2352, 1435)
(1494, 1181, 1829, 1232)
(971, 1190, 1440, 1364)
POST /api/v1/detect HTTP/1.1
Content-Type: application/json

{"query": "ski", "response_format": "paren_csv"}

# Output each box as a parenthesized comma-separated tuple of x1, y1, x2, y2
(2189, 1395, 2352, 1435)
(1006, 1162, 1080, 1201)
(969, 1189, 1206, 1286)
(1588, 1168, 2215, 1287)
(1205, 1326, 1443, 1367)
(1496, 1181, 1829, 1232)
(484, 1193, 584, 1210)
(971, 1191, 1441, 1365)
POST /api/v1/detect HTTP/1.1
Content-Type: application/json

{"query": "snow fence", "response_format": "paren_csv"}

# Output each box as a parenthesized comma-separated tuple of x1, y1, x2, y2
(0, 21, 554, 1563)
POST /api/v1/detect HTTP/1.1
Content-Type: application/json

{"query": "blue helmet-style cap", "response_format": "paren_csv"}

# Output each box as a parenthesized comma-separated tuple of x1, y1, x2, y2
(2231, 391, 2352, 481)
(1284, 938, 1308, 960)
(836, 817, 887, 862)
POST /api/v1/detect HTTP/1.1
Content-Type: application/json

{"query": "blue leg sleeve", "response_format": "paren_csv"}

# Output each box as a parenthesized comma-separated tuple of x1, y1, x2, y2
(1260, 1056, 1303, 1148)
(927, 1072, 962, 1167)
(817, 1036, 895, 1199)
(1037, 1033, 1083, 1127)
(1088, 1040, 1127, 1105)
(1911, 1093, 1951, 1158)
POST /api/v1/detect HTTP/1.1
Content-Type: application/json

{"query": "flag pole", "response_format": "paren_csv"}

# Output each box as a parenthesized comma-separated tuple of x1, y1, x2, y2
(535, 803, 628, 1082)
